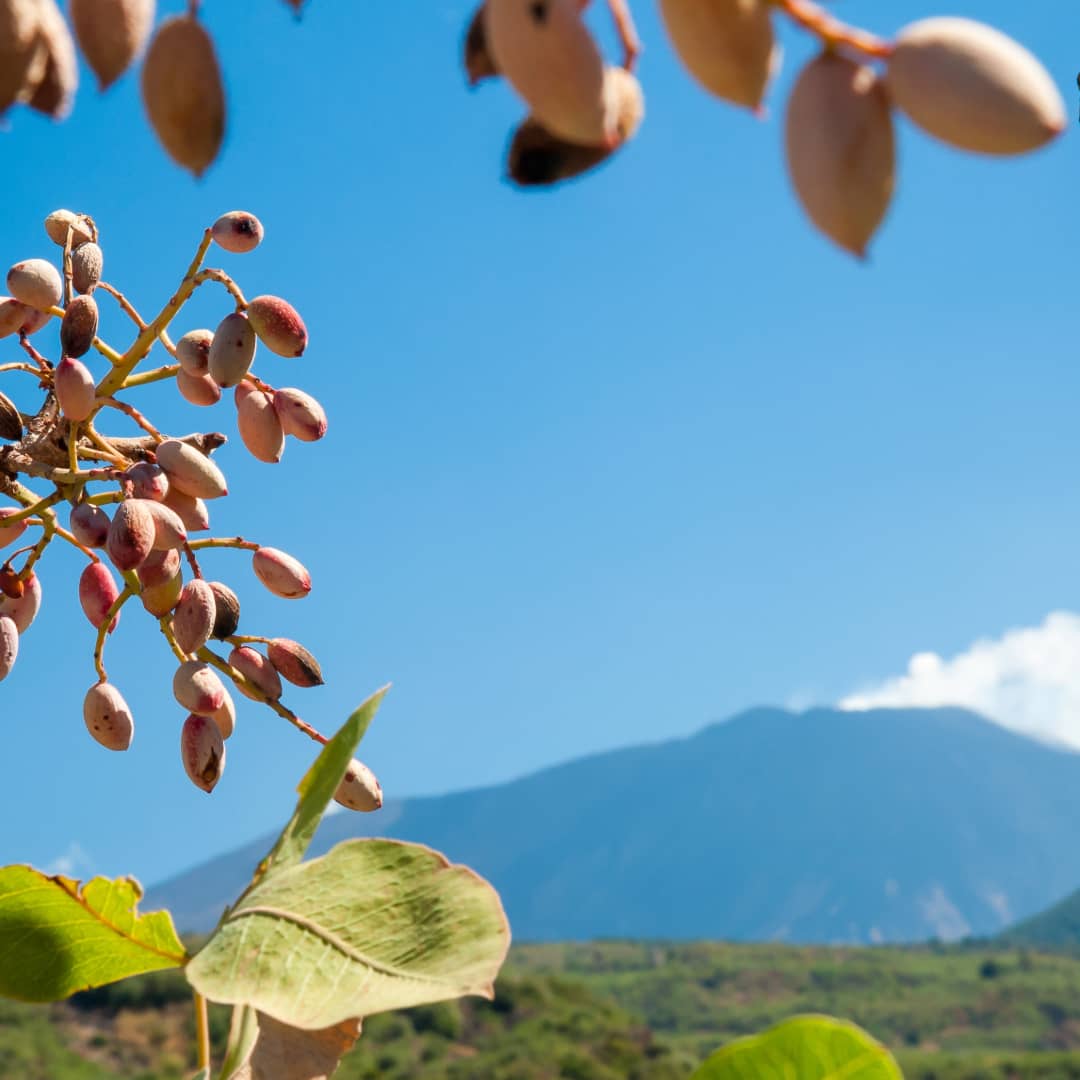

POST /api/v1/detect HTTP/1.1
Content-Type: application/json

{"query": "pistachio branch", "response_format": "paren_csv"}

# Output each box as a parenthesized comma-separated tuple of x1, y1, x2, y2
(96, 228, 213, 397)
(770, 0, 893, 60)
(198, 645, 329, 745)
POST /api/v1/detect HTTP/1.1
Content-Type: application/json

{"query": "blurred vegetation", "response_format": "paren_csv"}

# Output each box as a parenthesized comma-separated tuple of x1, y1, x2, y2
(9, 940, 1080, 1077)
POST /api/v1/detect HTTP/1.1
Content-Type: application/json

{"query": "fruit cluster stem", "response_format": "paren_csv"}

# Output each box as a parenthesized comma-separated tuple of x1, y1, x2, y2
(771, 0, 893, 60)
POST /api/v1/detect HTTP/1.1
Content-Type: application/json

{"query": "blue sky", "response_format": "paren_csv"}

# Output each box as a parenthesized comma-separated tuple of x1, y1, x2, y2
(1, 0, 1079, 886)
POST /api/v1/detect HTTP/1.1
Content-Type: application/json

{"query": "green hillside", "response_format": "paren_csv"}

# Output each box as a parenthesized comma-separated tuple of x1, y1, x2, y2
(9, 941, 1080, 1078)
(1004, 888, 1080, 950)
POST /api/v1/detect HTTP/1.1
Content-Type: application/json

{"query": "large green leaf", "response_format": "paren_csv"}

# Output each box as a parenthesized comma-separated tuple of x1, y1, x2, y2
(187, 838, 510, 1029)
(0, 867, 187, 1002)
(239, 686, 388, 902)
(691, 1015, 903, 1080)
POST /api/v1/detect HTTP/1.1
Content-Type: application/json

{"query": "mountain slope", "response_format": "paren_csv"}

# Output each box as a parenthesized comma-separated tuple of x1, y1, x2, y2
(1002, 889, 1080, 949)
(146, 706, 1080, 943)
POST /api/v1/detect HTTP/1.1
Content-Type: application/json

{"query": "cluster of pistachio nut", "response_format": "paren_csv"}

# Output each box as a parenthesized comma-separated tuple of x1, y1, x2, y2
(0, 0, 309, 176)
(0, 208, 379, 813)
(466, 0, 1065, 255)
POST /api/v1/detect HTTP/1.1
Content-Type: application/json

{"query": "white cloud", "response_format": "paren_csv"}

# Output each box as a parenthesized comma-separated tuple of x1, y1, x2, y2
(839, 611, 1080, 751)
(44, 842, 92, 878)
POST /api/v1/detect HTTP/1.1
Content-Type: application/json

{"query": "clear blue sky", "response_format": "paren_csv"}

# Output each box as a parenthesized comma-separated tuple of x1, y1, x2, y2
(1, 0, 1078, 886)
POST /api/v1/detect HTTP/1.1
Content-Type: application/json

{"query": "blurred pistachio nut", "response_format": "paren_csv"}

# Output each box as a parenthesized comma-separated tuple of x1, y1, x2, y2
(888, 18, 1065, 156)
(54, 356, 97, 421)
(176, 328, 213, 375)
(70, 0, 154, 90)
(601, 66, 644, 146)
(245, 295, 308, 358)
(207, 580, 239, 639)
(237, 388, 285, 463)
(464, 4, 499, 86)
(0, 571, 41, 632)
(0, 615, 17, 681)
(27, 0, 78, 120)
(211, 689, 236, 740)
(211, 211, 264, 254)
(334, 759, 383, 812)
(60, 293, 99, 358)
(0, 298, 31, 339)
(0, 390, 21, 440)
(7, 258, 62, 311)
(173, 578, 215, 654)
(252, 546, 311, 599)
(155, 438, 228, 499)
(0, 508, 28, 549)
(228, 644, 282, 701)
(69, 501, 110, 548)
(44, 210, 95, 247)
(176, 368, 222, 407)
(125, 461, 169, 501)
(141, 14, 225, 176)
(161, 486, 210, 531)
(78, 561, 121, 632)
(140, 498, 187, 550)
(106, 497, 156, 570)
(272, 387, 327, 442)
(71, 241, 103, 294)
(208, 312, 256, 388)
(173, 659, 226, 713)
(267, 637, 324, 687)
(136, 546, 180, 589)
(507, 110, 625, 188)
(83, 681, 134, 751)
(485, 0, 611, 146)
(181, 712, 225, 793)
(0, 0, 47, 116)
(785, 52, 894, 257)
(659, 0, 775, 109)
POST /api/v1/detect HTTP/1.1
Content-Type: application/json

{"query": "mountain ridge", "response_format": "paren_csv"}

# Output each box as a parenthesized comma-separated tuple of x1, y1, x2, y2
(146, 705, 1080, 944)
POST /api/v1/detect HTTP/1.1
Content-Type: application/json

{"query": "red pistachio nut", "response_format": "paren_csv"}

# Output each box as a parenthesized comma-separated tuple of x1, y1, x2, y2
(0, 571, 41, 633)
(273, 387, 327, 442)
(228, 644, 282, 702)
(54, 356, 97, 421)
(211, 211, 264, 254)
(156, 438, 228, 499)
(106, 497, 156, 570)
(181, 712, 225, 792)
(252, 546, 311, 599)
(334, 759, 383, 812)
(173, 659, 227, 713)
(173, 578, 216, 654)
(245, 295, 308, 358)
(83, 681, 134, 751)
(267, 637, 324, 687)
(78, 561, 121, 632)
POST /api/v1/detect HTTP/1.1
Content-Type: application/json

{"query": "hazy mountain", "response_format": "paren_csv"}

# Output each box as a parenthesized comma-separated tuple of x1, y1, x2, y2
(146, 706, 1080, 944)
(1001, 889, 1080, 949)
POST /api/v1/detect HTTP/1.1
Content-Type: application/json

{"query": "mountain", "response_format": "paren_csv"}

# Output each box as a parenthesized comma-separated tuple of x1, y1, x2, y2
(146, 706, 1080, 944)
(1001, 889, 1080, 949)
